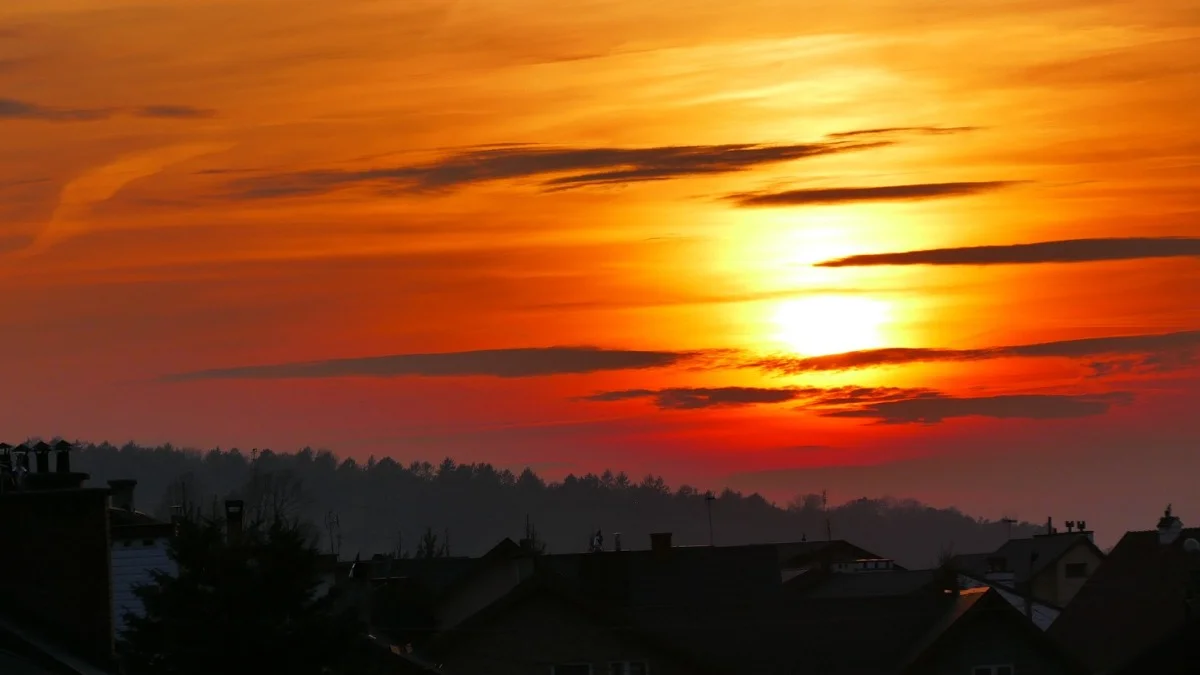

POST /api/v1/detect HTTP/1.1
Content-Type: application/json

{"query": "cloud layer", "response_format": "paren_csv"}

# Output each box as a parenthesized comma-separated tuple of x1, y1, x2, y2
(816, 237, 1200, 267)
(163, 346, 709, 381)
(0, 98, 215, 122)
(583, 384, 1130, 423)
(747, 330, 1200, 375)
(225, 140, 889, 198)
(729, 181, 1018, 207)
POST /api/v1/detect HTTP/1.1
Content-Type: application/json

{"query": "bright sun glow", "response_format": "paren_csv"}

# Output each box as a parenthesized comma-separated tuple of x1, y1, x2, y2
(770, 295, 892, 356)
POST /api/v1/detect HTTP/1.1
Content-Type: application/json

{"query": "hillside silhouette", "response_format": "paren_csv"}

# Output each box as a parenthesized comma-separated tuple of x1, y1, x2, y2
(57, 440, 1039, 567)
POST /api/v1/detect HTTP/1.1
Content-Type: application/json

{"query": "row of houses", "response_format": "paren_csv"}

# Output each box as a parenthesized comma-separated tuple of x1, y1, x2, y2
(1, 443, 1198, 674)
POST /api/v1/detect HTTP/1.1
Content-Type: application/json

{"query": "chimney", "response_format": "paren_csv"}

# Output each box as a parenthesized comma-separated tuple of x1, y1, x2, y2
(650, 532, 673, 555)
(14, 445, 31, 472)
(225, 499, 244, 543)
(107, 479, 137, 512)
(1046, 516, 1053, 535)
(614, 532, 622, 552)
(54, 440, 73, 473)
(33, 442, 51, 473)
(1158, 505, 1184, 546)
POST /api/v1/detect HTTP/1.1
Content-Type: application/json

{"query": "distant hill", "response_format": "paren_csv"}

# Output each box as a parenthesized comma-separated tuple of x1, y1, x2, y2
(53, 440, 1039, 568)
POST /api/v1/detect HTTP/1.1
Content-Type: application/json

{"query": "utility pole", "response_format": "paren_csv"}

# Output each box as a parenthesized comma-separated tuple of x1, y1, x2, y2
(823, 490, 832, 541)
(705, 491, 716, 546)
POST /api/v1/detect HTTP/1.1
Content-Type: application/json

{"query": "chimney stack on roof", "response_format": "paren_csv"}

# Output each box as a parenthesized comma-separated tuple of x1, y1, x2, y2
(614, 532, 622, 552)
(650, 532, 673, 556)
(33, 442, 51, 473)
(225, 499, 244, 543)
(54, 440, 73, 474)
(108, 479, 137, 512)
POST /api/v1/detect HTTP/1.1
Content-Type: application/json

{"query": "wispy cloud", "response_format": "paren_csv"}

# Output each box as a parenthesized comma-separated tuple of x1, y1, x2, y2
(823, 391, 1133, 424)
(132, 105, 216, 119)
(816, 237, 1200, 267)
(825, 126, 980, 139)
(224, 140, 890, 198)
(162, 346, 713, 382)
(582, 385, 936, 410)
(0, 98, 215, 122)
(746, 330, 1200, 375)
(729, 181, 1020, 207)
(582, 384, 1127, 424)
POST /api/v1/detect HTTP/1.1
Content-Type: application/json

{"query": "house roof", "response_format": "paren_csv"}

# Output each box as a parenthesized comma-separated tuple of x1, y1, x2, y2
(992, 533, 1102, 583)
(421, 569, 720, 675)
(902, 588, 1088, 675)
(1112, 618, 1200, 675)
(794, 569, 940, 599)
(108, 508, 173, 540)
(1047, 527, 1200, 674)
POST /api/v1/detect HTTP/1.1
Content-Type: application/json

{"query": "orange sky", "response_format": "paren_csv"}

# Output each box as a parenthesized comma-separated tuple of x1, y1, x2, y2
(2, 0, 1199, 540)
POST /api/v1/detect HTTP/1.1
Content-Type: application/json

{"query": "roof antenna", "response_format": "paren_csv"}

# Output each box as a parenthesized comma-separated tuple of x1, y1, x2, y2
(823, 490, 833, 542)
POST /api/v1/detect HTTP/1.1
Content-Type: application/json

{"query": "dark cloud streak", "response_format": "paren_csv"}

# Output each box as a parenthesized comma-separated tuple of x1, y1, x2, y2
(583, 384, 1127, 424)
(823, 392, 1133, 424)
(163, 346, 709, 382)
(0, 98, 215, 122)
(730, 181, 1019, 207)
(825, 126, 979, 139)
(224, 140, 890, 198)
(747, 330, 1200, 375)
(816, 237, 1200, 267)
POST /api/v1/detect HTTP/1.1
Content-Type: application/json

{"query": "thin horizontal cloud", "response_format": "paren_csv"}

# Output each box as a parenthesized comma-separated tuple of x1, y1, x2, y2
(0, 98, 215, 122)
(162, 346, 711, 382)
(224, 140, 889, 198)
(823, 392, 1133, 425)
(816, 237, 1200, 267)
(747, 330, 1200, 375)
(583, 385, 937, 411)
(729, 181, 1020, 207)
(132, 105, 217, 119)
(825, 126, 979, 139)
(581, 384, 1123, 424)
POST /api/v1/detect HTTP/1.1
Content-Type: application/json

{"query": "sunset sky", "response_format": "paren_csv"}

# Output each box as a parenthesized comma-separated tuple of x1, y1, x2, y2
(2, 0, 1198, 541)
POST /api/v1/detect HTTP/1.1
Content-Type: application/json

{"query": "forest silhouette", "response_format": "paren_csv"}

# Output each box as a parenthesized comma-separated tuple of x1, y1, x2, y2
(56, 440, 1040, 568)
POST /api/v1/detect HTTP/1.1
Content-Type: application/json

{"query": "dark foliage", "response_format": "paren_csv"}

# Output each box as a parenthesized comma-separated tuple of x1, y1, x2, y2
(71, 441, 1041, 567)
(119, 515, 365, 675)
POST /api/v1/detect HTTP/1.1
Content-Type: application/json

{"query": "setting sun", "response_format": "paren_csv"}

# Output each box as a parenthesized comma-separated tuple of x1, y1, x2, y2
(770, 295, 892, 356)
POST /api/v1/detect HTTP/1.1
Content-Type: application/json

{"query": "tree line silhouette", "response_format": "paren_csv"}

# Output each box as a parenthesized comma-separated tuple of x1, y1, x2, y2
(52, 439, 1039, 567)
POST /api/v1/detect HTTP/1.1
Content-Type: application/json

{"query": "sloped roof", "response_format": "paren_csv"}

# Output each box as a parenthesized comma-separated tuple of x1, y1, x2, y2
(1047, 527, 1200, 674)
(1113, 618, 1200, 675)
(537, 544, 785, 611)
(993, 533, 1100, 582)
(797, 569, 939, 599)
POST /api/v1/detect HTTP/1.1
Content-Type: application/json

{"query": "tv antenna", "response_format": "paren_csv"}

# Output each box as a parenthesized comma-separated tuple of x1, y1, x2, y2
(324, 510, 342, 557)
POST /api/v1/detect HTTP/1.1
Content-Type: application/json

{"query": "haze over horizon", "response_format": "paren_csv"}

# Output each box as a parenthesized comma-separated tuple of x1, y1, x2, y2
(2, 0, 1198, 541)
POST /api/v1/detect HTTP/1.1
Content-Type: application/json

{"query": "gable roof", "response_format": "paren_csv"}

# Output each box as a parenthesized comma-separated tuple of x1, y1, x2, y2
(902, 588, 1088, 675)
(991, 533, 1103, 583)
(421, 569, 719, 675)
(1112, 617, 1200, 675)
(795, 569, 939, 599)
(1047, 527, 1200, 673)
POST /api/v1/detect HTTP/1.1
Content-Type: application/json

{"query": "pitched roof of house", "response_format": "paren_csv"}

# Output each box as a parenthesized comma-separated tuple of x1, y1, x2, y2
(901, 588, 1088, 675)
(993, 533, 1102, 582)
(794, 569, 940, 599)
(1047, 527, 1200, 673)
(421, 569, 721, 675)
(1112, 617, 1200, 675)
